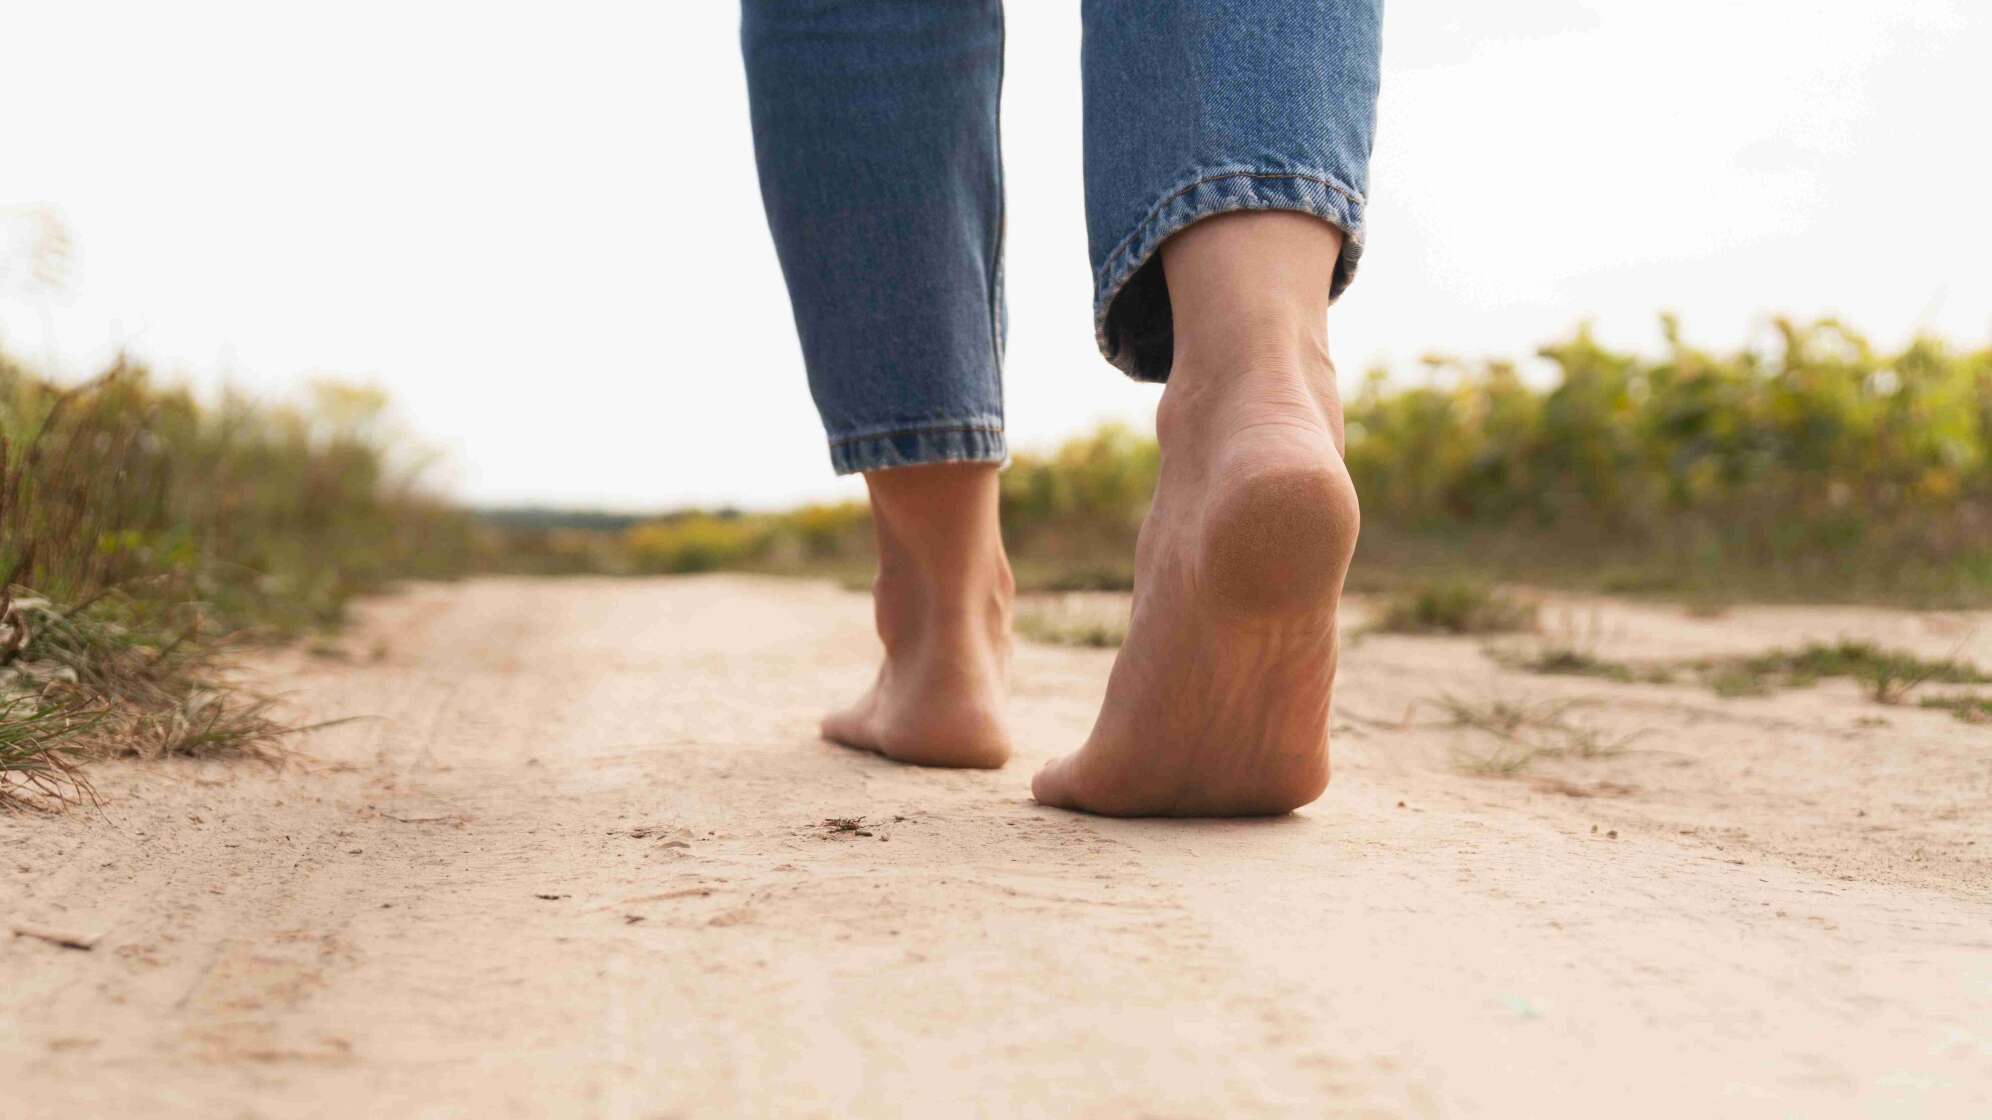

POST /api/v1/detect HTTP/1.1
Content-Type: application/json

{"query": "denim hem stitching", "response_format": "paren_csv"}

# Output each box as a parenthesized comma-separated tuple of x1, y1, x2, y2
(1092, 168, 1367, 379)
(826, 422, 1008, 476)
(827, 420, 1006, 447)
(1099, 169, 1364, 275)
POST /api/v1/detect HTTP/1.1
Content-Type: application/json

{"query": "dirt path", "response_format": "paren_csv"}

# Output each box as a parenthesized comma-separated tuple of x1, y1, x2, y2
(5, 576, 1990, 1117)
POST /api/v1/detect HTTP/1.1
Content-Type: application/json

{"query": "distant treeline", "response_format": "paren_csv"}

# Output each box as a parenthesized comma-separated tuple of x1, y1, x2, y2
(475, 508, 647, 533)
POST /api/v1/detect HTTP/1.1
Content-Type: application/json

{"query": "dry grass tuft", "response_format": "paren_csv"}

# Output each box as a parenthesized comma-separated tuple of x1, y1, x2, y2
(0, 594, 284, 762)
(1013, 594, 1130, 649)
(0, 696, 96, 811)
(1, 354, 465, 800)
(1437, 691, 1642, 776)
(1373, 580, 1539, 636)
(1687, 640, 1990, 707)
(1503, 628, 1992, 723)
(1918, 693, 1992, 723)
(1015, 612, 1127, 649)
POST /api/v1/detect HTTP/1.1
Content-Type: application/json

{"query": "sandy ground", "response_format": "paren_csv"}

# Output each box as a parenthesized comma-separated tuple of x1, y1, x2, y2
(4, 575, 1990, 1118)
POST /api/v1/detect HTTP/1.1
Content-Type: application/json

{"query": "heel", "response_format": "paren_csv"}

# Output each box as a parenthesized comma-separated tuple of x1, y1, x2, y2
(1199, 462, 1359, 616)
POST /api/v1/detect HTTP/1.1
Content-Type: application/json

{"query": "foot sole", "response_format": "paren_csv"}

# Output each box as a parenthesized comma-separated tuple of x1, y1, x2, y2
(1199, 460, 1359, 617)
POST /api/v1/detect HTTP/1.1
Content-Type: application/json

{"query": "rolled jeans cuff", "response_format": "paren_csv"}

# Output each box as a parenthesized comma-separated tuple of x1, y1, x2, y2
(827, 419, 1008, 475)
(1094, 168, 1367, 383)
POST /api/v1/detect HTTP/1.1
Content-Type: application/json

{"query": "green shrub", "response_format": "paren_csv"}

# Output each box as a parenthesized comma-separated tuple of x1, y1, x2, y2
(1, 355, 472, 803)
(999, 423, 1158, 571)
(786, 502, 871, 559)
(626, 514, 773, 574)
(1344, 318, 1992, 601)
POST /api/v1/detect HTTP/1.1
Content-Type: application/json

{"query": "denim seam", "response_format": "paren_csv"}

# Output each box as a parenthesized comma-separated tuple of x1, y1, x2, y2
(988, 4, 1008, 402)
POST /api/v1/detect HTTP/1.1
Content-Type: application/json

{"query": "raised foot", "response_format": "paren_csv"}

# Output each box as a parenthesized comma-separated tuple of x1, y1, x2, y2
(1032, 409, 1359, 817)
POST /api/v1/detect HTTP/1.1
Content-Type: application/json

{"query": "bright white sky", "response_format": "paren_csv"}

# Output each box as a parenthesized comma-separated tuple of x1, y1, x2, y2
(3, 1, 1987, 510)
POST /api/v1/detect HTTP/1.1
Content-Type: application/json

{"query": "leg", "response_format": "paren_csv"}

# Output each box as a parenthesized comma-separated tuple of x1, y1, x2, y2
(1034, 0, 1382, 814)
(820, 462, 1012, 768)
(741, 1, 1013, 767)
(740, 0, 1007, 472)
(1032, 213, 1358, 814)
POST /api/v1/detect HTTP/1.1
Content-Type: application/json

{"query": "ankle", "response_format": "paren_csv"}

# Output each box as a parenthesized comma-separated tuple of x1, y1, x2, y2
(1156, 349, 1342, 452)
(862, 461, 1011, 641)
(1174, 301, 1330, 370)
(872, 546, 1012, 651)
(1155, 211, 1346, 447)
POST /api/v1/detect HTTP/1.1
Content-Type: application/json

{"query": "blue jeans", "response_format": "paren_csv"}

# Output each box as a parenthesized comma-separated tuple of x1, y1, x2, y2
(742, 1, 1383, 474)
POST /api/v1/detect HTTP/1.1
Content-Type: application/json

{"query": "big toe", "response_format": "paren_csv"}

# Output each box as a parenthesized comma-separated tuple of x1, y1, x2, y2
(820, 707, 872, 750)
(1030, 755, 1080, 808)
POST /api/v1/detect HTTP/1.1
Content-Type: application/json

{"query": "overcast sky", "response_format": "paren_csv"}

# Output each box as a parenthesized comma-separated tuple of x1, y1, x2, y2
(4, 1, 1987, 510)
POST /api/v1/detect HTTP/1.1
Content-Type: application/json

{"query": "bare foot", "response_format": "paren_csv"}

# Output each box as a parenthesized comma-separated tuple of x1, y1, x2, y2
(821, 463, 1013, 769)
(1032, 212, 1359, 815)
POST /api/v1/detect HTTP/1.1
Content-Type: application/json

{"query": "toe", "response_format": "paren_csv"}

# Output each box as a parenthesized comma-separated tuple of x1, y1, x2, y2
(819, 707, 872, 751)
(1030, 756, 1076, 808)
